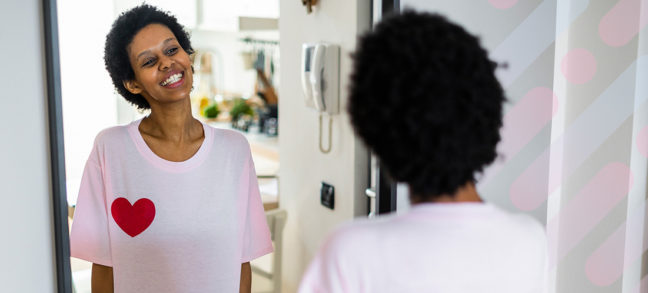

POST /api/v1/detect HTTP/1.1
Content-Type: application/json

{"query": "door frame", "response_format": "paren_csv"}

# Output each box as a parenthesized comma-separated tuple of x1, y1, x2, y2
(43, 0, 73, 291)
(372, 0, 400, 215)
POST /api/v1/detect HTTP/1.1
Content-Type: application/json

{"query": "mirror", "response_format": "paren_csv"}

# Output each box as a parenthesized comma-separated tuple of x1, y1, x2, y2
(50, 0, 281, 292)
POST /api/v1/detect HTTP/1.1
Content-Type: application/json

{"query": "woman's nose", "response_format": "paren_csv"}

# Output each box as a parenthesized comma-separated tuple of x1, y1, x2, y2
(158, 55, 174, 71)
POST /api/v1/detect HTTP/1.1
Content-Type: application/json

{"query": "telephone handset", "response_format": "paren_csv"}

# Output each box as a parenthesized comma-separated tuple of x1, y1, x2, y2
(310, 44, 327, 111)
(301, 43, 340, 154)
(301, 43, 339, 114)
(301, 45, 315, 108)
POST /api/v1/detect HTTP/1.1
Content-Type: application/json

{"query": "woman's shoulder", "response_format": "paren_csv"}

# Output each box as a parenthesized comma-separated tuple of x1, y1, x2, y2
(493, 206, 546, 236)
(327, 215, 397, 247)
(92, 123, 133, 147)
(204, 124, 251, 149)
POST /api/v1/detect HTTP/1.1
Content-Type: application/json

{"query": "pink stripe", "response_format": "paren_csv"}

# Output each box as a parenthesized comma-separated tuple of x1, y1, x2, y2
(585, 222, 626, 286)
(585, 199, 648, 286)
(582, 126, 648, 286)
(546, 162, 633, 267)
(560, 48, 597, 84)
(501, 87, 558, 158)
(599, 0, 648, 47)
(509, 147, 555, 211)
(479, 87, 557, 187)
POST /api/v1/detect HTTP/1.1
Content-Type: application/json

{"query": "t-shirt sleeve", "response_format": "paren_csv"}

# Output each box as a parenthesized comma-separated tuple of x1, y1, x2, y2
(299, 250, 339, 293)
(239, 150, 274, 263)
(298, 227, 359, 293)
(69, 143, 112, 266)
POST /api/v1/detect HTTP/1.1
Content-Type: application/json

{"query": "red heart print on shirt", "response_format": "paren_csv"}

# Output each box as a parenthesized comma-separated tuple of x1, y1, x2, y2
(111, 197, 155, 237)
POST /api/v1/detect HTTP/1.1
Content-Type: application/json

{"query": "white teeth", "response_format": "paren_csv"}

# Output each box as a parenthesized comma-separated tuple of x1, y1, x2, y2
(161, 73, 182, 86)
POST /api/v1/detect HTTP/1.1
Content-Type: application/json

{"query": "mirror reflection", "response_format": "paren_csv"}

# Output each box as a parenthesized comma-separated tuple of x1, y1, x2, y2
(59, 1, 280, 292)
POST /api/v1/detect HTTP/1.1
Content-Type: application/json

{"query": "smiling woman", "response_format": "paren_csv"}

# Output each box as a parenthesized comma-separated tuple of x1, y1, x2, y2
(121, 23, 198, 137)
(67, 5, 273, 293)
(103, 5, 195, 110)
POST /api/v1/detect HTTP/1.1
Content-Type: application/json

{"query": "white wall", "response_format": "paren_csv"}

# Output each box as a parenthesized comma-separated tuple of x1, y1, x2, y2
(0, 0, 56, 292)
(58, 0, 117, 206)
(278, 0, 370, 292)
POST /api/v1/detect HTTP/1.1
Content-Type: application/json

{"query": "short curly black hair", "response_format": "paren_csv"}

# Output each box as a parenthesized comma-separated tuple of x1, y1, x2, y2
(348, 10, 505, 201)
(104, 4, 194, 110)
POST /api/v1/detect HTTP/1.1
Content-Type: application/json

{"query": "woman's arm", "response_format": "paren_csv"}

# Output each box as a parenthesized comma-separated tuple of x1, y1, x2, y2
(240, 262, 251, 293)
(91, 263, 114, 293)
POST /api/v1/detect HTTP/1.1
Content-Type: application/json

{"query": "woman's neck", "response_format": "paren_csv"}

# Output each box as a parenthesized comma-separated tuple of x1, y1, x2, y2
(411, 182, 483, 204)
(140, 99, 200, 142)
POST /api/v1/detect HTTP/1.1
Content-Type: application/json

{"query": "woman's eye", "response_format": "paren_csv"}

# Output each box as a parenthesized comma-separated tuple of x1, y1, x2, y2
(166, 47, 178, 55)
(142, 58, 155, 67)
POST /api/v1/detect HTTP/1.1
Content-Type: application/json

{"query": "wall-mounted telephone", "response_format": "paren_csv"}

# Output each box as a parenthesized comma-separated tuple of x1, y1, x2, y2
(301, 43, 340, 115)
(301, 43, 340, 154)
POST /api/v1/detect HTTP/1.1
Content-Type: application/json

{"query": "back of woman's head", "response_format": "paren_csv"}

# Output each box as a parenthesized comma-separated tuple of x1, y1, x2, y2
(104, 4, 194, 110)
(348, 10, 505, 201)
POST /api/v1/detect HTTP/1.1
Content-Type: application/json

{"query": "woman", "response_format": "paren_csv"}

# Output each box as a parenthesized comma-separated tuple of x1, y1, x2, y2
(298, 11, 548, 293)
(70, 5, 273, 293)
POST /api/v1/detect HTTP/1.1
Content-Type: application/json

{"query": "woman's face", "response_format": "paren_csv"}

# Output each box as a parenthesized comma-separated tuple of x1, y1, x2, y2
(125, 23, 193, 107)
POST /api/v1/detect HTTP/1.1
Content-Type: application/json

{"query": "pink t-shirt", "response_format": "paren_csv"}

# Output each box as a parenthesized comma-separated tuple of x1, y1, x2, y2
(299, 203, 547, 293)
(70, 119, 273, 292)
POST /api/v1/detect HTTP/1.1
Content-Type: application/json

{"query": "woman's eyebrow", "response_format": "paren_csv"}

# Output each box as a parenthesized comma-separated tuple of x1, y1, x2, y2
(135, 38, 177, 61)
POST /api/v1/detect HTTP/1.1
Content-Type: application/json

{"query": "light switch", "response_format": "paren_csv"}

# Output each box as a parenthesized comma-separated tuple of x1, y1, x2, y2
(320, 182, 334, 210)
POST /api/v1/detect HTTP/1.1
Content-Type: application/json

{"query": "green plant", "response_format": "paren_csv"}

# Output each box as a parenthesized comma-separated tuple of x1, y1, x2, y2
(229, 98, 254, 120)
(203, 103, 220, 118)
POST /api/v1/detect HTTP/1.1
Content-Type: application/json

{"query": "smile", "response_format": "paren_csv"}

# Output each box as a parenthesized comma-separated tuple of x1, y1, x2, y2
(160, 72, 184, 87)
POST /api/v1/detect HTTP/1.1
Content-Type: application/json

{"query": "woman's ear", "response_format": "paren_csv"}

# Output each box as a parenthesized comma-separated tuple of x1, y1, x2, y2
(123, 80, 143, 94)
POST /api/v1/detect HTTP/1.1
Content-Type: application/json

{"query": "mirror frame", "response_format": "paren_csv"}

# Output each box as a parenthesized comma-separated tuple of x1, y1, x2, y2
(43, 0, 73, 291)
